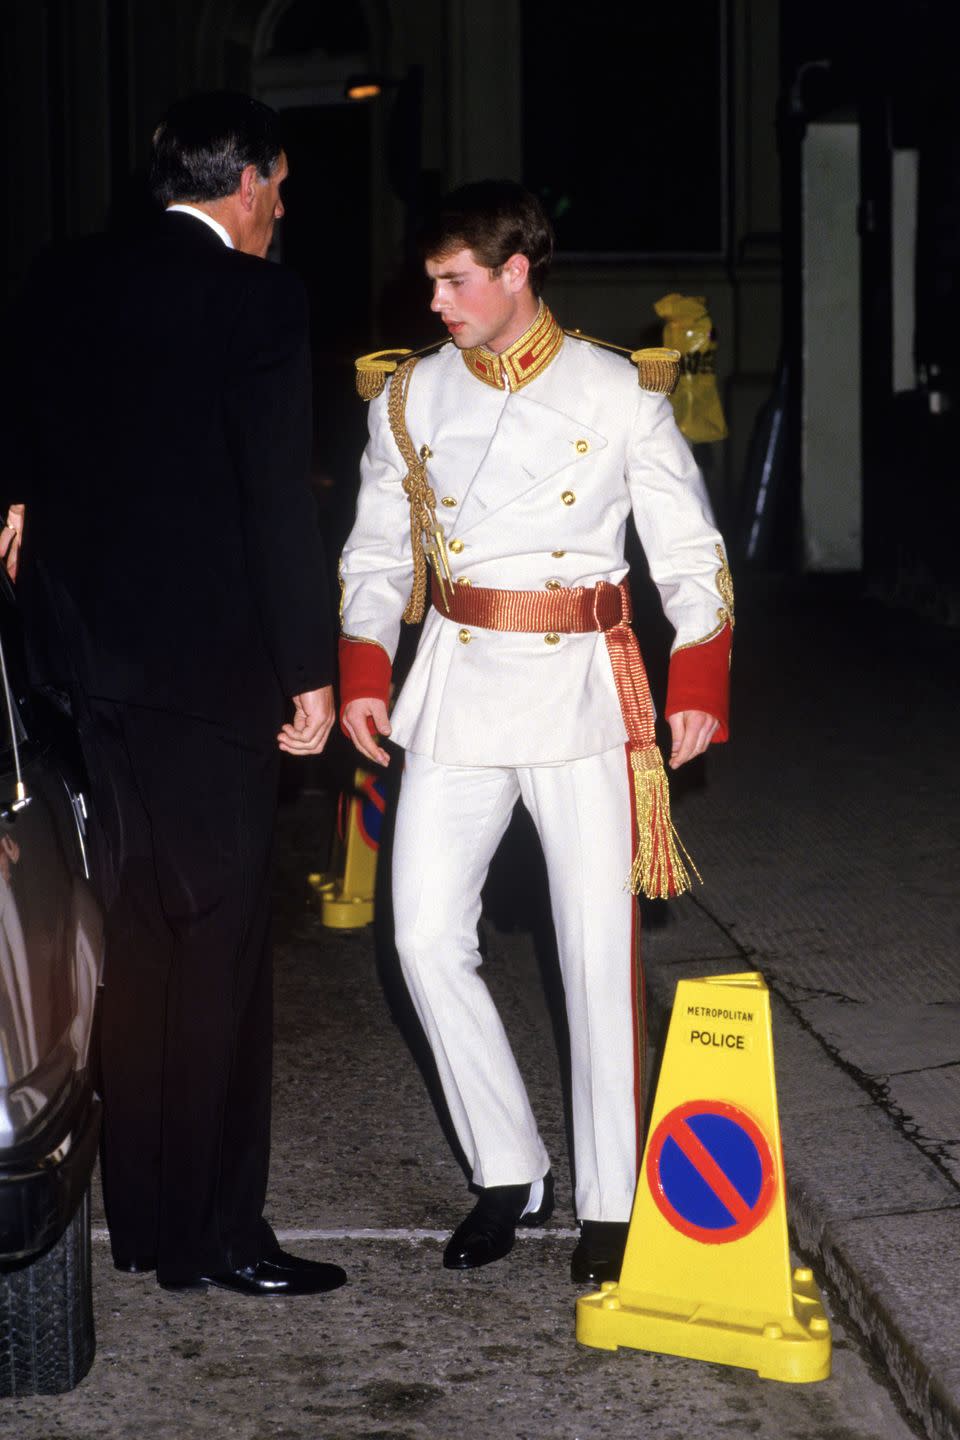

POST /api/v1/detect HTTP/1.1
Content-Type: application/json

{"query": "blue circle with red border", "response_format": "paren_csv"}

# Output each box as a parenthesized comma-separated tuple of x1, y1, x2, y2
(356, 774, 386, 848)
(646, 1100, 776, 1244)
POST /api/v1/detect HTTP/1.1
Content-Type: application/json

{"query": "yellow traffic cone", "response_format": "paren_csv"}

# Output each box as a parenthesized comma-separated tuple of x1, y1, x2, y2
(309, 768, 385, 928)
(577, 971, 831, 1383)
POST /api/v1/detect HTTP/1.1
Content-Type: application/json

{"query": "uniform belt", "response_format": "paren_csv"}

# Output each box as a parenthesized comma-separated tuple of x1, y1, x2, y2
(430, 575, 631, 633)
(429, 574, 697, 900)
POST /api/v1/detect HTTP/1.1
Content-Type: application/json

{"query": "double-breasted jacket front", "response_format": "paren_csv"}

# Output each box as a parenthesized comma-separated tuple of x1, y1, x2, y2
(340, 316, 732, 765)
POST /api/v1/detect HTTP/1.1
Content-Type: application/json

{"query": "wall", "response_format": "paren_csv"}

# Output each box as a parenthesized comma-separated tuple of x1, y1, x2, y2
(801, 120, 862, 571)
(1, 0, 781, 529)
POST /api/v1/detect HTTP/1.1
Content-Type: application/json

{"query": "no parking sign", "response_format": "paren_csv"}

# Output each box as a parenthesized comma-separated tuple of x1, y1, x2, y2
(646, 1100, 776, 1244)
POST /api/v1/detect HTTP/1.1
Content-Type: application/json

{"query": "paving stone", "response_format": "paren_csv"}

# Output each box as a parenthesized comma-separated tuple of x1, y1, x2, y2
(822, 1210, 960, 1440)
(4, 1239, 920, 1440)
(28, 578, 958, 1439)
(790, 1002, 960, 1078)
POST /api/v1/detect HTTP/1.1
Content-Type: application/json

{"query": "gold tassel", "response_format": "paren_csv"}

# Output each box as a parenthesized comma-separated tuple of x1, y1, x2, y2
(401, 473, 429, 623)
(628, 748, 701, 899)
(386, 361, 454, 624)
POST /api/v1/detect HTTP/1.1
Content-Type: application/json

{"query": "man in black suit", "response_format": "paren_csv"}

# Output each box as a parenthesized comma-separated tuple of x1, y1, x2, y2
(2, 93, 345, 1295)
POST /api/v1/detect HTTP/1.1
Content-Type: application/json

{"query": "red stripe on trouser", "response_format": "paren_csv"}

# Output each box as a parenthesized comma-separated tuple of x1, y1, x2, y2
(626, 742, 645, 1175)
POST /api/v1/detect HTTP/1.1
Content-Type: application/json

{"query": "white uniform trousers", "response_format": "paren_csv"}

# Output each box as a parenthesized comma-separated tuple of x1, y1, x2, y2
(392, 743, 644, 1222)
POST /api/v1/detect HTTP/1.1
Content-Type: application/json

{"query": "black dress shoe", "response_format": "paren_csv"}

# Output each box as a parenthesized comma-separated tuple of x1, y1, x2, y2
(205, 1255, 347, 1295)
(570, 1220, 630, 1285)
(161, 1253, 347, 1295)
(443, 1172, 554, 1270)
(113, 1255, 157, 1274)
(158, 1274, 208, 1293)
(260, 1245, 341, 1274)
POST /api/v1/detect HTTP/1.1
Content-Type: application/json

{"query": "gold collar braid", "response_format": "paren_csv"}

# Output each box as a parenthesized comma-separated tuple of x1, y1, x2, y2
(461, 304, 564, 391)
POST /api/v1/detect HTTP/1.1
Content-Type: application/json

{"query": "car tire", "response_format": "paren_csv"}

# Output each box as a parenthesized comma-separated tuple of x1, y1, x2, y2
(0, 1186, 95, 1396)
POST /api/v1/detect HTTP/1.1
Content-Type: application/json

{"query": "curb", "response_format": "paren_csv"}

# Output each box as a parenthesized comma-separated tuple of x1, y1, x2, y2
(644, 931, 960, 1440)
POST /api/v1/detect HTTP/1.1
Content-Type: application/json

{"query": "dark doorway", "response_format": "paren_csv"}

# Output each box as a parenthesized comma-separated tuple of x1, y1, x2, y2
(279, 102, 373, 553)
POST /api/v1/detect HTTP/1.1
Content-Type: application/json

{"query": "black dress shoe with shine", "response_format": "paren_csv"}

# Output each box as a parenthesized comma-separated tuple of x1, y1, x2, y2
(443, 1171, 554, 1270)
(260, 1245, 341, 1274)
(160, 1252, 347, 1295)
(570, 1219, 630, 1285)
(204, 1255, 347, 1295)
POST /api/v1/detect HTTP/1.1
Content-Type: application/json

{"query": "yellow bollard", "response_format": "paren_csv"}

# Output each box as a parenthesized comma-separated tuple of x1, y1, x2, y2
(654, 293, 728, 443)
(577, 971, 831, 1383)
(309, 768, 385, 929)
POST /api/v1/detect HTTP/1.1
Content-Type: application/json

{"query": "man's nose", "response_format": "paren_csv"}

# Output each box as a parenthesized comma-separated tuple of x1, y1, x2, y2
(274, 198, 285, 219)
(429, 285, 443, 312)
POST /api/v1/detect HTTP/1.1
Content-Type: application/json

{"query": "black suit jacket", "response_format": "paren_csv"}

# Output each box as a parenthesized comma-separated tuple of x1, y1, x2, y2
(5, 212, 332, 740)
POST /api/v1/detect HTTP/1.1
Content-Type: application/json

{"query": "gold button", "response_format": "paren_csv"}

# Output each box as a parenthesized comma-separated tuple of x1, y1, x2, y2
(458, 628, 471, 644)
(449, 538, 464, 553)
(545, 579, 563, 591)
(441, 496, 458, 507)
(575, 439, 589, 454)
(561, 491, 576, 506)
(551, 549, 566, 558)
(457, 576, 473, 586)
(544, 633, 560, 645)
(419, 443, 433, 460)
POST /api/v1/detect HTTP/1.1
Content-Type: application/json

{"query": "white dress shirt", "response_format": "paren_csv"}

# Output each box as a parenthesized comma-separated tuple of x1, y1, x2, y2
(165, 204, 234, 249)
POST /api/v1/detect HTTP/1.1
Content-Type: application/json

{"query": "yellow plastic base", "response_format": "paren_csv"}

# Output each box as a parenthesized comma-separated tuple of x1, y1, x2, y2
(307, 873, 375, 930)
(576, 1265, 831, 1383)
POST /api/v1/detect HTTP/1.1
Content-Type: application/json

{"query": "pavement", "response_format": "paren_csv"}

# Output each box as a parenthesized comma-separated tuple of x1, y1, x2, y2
(635, 574, 960, 1440)
(3, 572, 958, 1440)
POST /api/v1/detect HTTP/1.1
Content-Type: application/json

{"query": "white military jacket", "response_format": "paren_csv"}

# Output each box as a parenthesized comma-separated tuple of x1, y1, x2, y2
(340, 308, 731, 767)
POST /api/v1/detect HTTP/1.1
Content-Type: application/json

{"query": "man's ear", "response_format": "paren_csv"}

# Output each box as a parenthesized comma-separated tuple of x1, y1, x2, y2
(501, 252, 531, 294)
(238, 163, 260, 212)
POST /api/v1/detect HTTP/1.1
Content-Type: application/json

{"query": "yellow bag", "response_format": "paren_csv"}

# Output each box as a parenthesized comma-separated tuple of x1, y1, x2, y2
(654, 293, 728, 443)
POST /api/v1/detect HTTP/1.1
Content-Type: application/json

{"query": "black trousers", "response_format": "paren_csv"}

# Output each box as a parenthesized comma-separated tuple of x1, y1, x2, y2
(80, 699, 280, 1283)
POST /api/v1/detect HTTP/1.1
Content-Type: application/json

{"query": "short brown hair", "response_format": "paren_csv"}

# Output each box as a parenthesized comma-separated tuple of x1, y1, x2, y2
(418, 180, 554, 297)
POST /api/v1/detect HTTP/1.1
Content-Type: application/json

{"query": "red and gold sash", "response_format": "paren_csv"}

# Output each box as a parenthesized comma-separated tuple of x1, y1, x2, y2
(431, 575, 698, 899)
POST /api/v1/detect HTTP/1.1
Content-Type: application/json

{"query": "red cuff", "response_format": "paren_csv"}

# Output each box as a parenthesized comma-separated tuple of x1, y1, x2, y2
(338, 637, 392, 731)
(664, 622, 731, 742)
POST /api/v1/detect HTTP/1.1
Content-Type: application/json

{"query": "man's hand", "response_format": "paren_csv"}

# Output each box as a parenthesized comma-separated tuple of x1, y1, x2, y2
(277, 686, 335, 756)
(342, 697, 391, 767)
(667, 709, 719, 770)
(0, 504, 24, 581)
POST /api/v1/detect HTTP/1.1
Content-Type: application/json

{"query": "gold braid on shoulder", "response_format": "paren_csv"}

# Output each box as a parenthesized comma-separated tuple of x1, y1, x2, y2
(564, 331, 680, 394)
(387, 358, 452, 623)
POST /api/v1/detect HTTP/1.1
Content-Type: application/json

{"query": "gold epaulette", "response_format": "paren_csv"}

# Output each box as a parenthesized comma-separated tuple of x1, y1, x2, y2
(629, 346, 681, 394)
(564, 329, 681, 395)
(355, 349, 411, 401)
(354, 338, 449, 400)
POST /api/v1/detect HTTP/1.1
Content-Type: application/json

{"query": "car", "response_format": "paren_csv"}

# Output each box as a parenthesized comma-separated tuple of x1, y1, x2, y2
(0, 566, 103, 1396)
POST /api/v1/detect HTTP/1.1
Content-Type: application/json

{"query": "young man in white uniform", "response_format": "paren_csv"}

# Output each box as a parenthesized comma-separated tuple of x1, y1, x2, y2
(339, 182, 732, 1284)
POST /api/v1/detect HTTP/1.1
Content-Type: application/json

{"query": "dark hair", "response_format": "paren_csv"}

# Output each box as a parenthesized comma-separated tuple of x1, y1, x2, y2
(150, 92, 283, 207)
(418, 180, 554, 297)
